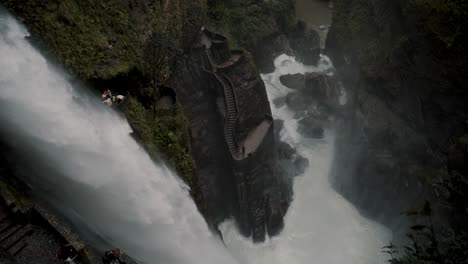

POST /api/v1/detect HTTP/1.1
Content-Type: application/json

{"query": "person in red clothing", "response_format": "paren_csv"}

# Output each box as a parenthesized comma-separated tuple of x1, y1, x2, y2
(101, 248, 126, 264)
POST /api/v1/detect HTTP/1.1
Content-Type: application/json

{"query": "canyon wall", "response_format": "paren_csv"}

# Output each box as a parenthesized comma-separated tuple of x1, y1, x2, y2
(326, 0, 468, 231)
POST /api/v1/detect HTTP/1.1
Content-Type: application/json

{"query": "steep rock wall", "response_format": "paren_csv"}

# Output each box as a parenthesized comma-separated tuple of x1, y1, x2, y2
(1, 0, 294, 242)
(326, 0, 468, 230)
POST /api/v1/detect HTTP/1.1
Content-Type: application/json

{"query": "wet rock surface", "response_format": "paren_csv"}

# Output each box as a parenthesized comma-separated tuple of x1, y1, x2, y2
(275, 120, 310, 177)
(288, 20, 321, 66)
(171, 31, 293, 242)
(297, 115, 324, 139)
(279, 73, 305, 90)
(254, 34, 294, 73)
(327, 0, 468, 232)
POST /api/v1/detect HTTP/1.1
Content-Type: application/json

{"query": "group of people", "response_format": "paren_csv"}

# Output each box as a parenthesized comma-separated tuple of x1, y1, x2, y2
(57, 244, 127, 264)
(102, 89, 125, 106)
(101, 248, 127, 264)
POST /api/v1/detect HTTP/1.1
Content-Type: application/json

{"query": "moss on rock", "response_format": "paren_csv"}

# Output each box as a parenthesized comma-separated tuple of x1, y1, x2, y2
(206, 0, 295, 50)
(3, 0, 206, 80)
(121, 97, 198, 190)
(2, 0, 205, 197)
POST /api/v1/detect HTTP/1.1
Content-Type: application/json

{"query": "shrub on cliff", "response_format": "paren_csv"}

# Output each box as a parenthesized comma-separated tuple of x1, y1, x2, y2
(408, 0, 468, 48)
(206, 0, 295, 50)
(122, 97, 196, 187)
(385, 202, 468, 264)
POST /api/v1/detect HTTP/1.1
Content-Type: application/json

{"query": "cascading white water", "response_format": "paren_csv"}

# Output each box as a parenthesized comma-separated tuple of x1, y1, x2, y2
(219, 55, 392, 264)
(1, 5, 394, 264)
(0, 9, 238, 264)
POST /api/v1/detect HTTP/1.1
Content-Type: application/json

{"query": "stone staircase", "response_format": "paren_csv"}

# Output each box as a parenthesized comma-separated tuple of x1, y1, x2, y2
(0, 209, 33, 258)
(204, 47, 243, 159)
(205, 48, 217, 72)
(208, 67, 241, 159)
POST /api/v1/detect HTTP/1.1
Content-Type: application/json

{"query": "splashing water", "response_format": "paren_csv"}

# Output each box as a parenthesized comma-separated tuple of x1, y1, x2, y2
(1, 6, 392, 264)
(219, 54, 392, 264)
(0, 8, 237, 264)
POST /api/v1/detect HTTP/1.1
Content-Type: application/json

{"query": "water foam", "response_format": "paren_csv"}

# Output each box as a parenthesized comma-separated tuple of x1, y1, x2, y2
(220, 55, 392, 264)
(0, 9, 237, 264)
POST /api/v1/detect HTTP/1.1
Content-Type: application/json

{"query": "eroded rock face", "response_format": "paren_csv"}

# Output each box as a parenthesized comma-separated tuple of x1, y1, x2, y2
(327, 0, 468, 231)
(286, 92, 310, 112)
(288, 20, 321, 65)
(274, 120, 309, 177)
(297, 115, 324, 139)
(254, 34, 294, 73)
(279, 73, 305, 90)
(172, 32, 293, 242)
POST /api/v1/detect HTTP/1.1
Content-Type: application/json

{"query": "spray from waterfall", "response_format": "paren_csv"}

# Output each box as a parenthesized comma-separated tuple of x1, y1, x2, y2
(219, 54, 392, 264)
(0, 7, 237, 264)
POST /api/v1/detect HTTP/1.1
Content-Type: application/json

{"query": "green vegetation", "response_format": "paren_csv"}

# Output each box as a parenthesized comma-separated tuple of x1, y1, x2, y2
(206, 0, 295, 50)
(2, 0, 204, 197)
(3, 0, 167, 79)
(384, 201, 468, 264)
(2, 0, 206, 80)
(122, 97, 196, 187)
(409, 0, 468, 48)
(331, 0, 468, 79)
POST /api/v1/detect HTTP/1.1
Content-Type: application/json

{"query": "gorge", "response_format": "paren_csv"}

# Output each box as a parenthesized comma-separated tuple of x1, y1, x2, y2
(0, 0, 467, 263)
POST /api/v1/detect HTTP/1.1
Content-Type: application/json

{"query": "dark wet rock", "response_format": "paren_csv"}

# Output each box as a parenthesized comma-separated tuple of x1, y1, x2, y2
(275, 118, 309, 177)
(265, 191, 285, 236)
(273, 96, 287, 108)
(293, 110, 308, 120)
(285, 92, 311, 112)
(155, 96, 175, 110)
(255, 34, 294, 73)
(327, 0, 468, 233)
(297, 116, 324, 139)
(277, 141, 296, 160)
(172, 31, 292, 243)
(0, 251, 16, 264)
(448, 134, 468, 176)
(279, 73, 305, 90)
(288, 20, 321, 65)
(274, 119, 285, 137)
(304, 76, 323, 98)
(293, 156, 309, 176)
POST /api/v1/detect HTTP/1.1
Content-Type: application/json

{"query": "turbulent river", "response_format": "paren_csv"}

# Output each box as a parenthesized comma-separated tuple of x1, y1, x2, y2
(0, 7, 391, 264)
(221, 55, 392, 263)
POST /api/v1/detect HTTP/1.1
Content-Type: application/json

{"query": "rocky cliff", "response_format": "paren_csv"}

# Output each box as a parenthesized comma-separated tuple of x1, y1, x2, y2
(0, 0, 297, 242)
(326, 0, 468, 231)
(168, 29, 292, 241)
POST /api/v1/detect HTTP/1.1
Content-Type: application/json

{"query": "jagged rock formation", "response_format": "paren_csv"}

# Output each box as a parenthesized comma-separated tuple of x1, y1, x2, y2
(170, 29, 292, 241)
(277, 72, 340, 139)
(253, 20, 322, 73)
(326, 0, 468, 231)
(2, 0, 295, 244)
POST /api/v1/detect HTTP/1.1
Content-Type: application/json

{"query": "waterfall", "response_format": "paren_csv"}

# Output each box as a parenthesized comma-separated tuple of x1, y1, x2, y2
(0, 8, 237, 264)
(219, 55, 392, 264)
(1, 5, 393, 264)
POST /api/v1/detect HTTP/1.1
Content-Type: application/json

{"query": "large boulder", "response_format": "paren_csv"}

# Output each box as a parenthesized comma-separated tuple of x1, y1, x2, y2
(273, 96, 287, 108)
(254, 34, 294, 73)
(293, 156, 309, 176)
(297, 115, 324, 138)
(275, 121, 310, 177)
(285, 92, 311, 112)
(279, 73, 305, 90)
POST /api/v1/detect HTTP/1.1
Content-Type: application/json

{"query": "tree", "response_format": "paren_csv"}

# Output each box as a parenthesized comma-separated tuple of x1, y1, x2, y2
(141, 32, 178, 117)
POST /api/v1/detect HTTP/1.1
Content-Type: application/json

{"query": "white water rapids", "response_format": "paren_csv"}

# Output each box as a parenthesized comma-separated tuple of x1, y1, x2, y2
(0, 9, 236, 264)
(0, 8, 391, 264)
(220, 55, 392, 264)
